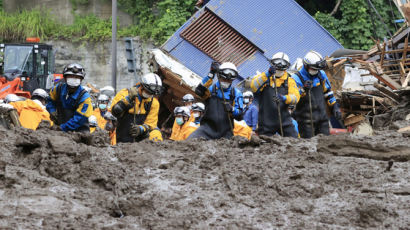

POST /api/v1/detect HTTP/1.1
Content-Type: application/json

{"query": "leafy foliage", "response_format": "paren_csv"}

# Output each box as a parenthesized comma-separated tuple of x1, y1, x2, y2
(313, 0, 400, 50)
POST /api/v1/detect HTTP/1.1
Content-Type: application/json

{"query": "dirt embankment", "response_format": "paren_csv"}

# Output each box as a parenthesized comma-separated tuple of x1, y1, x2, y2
(0, 126, 409, 229)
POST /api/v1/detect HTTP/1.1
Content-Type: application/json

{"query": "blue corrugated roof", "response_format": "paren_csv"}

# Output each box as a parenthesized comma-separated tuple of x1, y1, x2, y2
(162, 0, 343, 79)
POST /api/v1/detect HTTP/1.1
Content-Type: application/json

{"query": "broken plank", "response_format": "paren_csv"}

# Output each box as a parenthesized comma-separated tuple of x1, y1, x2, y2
(374, 83, 402, 102)
(398, 126, 410, 133)
(367, 64, 402, 90)
(344, 114, 365, 126)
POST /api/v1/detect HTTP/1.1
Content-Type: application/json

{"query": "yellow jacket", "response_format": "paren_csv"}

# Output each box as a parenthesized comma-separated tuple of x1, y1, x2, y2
(170, 121, 199, 141)
(110, 87, 160, 130)
(233, 120, 252, 140)
(10, 99, 53, 130)
(92, 108, 108, 130)
(250, 72, 300, 105)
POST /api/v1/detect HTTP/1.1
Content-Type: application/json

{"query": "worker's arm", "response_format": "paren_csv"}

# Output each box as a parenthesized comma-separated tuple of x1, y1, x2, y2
(283, 77, 301, 105)
(194, 73, 214, 99)
(46, 85, 59, 113)
(250, 72, 269, 93)
(291, 73, 305, 96)
(143, 97, 159, 130)
(110, 88, 134, 117)
(232, 88, 243, 119)
(60, 96, 93, 131)
(320, 71, 336, 106)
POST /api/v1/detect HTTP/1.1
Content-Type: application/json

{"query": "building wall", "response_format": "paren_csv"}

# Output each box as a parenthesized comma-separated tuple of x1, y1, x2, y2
(48, 38, 154, 91)
(3, 0, 133, 26)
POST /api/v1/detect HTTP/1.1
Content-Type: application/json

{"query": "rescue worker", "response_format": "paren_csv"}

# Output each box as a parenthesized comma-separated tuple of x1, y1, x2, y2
(170, 106, 199, 141)
(251, 52, 300, 137)
(47, 63, 93, 132)
(9, 89, 53, 130)
(111, 73, 163, 143)
(189, 62, 243, 139)
(92, 94, 110, 130)
(242, 91, 258, 132)
(191, 102, 205, 125)
(291, 50, 342, 138)
(182, 94, 195, 110)
(89, 115, 98, 133)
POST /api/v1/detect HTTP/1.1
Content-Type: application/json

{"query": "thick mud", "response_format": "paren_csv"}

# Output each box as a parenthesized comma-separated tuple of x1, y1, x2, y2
(0, 126, 409, 229)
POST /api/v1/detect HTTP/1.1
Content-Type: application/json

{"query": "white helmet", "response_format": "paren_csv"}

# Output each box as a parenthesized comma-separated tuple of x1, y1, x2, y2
(5, 94, 22, 103)
(289, 58, 303, 72)
(243, 91, 253, 98)
(303, 50, 326, 70)
(88, 115, 98, 127)
(63, 63, 85, 79)
(141, 73, 163, 95)
(173, 106, 191, 117)
(182, 94, 195, 103)
(100, 86, 115, 97)
(219, 62, 238, 80)
(192, 102, 205, 112)
(271, 52, 290, 70)
(32, 88, 48, 100)
(97, 94, 110, 102)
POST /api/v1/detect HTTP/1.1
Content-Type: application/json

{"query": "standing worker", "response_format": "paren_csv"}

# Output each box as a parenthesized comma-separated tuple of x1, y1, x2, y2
(242, 91, 258, 132)
(291, 51, 341, 138)
(189, 62, 243, 139)
(251, 52, 300, 137)
(111, 73, 163, 143)
(47, 63, 93, 132)
(170, 106, 199, 141)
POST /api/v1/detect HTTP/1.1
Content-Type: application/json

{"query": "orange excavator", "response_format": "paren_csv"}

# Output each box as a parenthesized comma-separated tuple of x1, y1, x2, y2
(0, 38, 60, 99)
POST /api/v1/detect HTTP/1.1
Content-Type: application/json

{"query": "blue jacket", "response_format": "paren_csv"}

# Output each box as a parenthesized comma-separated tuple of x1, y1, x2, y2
(243, 102, 258, 131)
(201, 75, 244, 117)
(291, 66, 336, 106)
(47, 83, 93, 132)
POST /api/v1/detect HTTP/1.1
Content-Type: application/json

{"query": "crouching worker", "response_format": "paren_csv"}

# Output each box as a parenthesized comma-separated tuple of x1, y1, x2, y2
(189, 62, 243, 140)
(9, 89, 53, 130)
(111, 73, 163, 143)
(251, 52, 300, 137)
(170, 106, 199, 141)
(47, 63, 93, 132)
(191, 102, 205, 125)
(291, 51, 341, 138)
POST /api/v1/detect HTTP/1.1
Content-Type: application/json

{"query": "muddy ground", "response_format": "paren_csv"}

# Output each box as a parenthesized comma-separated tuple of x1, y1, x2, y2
(0, 126, 409, 229)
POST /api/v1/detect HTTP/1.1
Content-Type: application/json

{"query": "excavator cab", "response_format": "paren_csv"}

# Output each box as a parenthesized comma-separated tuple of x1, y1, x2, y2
(0, 42, 54, 99)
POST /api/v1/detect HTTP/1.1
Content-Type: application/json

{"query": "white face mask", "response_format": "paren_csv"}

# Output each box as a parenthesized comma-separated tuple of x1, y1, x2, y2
(193, 112, 200, 118)
(308, 70, 319, 75)
(274, 70, 285, 77)
(220, 82, 231, 89)
(244, 98, 250, 104)
(142, 91, 152, 99)
(66, 78, 81, 87)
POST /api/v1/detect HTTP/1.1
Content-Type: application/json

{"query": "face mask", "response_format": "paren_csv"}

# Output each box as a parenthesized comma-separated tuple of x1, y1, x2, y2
(220, 82, 231, 89)
(142, 91, 152, 99)
(176, 117, 184, 126)
(274, 70, 285, 77)
(99, 104, 107, 110)
(244, 98, 250, 104)
(308, 70, 319, 75)
(66, 78, 81, 87)
(193, 112, 200, 118)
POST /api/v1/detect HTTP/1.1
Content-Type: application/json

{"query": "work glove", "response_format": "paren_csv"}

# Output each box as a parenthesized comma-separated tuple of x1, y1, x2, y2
(303, 80, 313, 90)
(50, 111, 58, 124)
(273, 94, 286, 104)
(210, 61, 220, 75)
(268, 65, 276, 76)
(129, 124, 145, 138)
(223, 101, 233, 113)
(332, 103, 342, 120)
(128, 87, 139, 100)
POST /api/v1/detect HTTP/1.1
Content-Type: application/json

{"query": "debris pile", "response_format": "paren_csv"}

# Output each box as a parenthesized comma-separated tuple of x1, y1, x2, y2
(327, 26, 410, 133)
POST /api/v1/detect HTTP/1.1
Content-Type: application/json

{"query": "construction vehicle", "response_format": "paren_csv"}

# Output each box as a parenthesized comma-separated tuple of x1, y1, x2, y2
(0, 38, 59, 99)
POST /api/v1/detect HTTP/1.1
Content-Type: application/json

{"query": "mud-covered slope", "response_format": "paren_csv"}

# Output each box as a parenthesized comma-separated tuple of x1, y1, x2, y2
(0, 126, 409, 229)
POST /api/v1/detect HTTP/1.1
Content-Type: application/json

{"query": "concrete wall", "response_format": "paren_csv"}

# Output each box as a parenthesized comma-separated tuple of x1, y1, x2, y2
(48, 38, 155, 91)
(4, 0, 133, 26)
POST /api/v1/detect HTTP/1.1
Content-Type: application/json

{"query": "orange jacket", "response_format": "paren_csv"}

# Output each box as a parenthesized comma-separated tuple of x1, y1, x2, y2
(233, 120, 252, 140)
(170, 121, 199, 141)
(10, 99, 52, 130)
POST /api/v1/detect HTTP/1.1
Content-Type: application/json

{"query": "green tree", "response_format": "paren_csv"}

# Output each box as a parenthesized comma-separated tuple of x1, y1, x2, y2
(312, 0, 400, 50)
